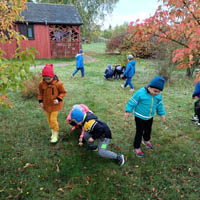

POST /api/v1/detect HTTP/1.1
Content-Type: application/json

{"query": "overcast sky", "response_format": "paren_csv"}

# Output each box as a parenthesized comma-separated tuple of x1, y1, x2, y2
(101, 0, 161, 29)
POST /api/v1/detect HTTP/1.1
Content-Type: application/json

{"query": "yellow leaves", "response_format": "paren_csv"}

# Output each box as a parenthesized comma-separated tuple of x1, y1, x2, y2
(1, 75, 8, 84)
(0, 0, 27, 43)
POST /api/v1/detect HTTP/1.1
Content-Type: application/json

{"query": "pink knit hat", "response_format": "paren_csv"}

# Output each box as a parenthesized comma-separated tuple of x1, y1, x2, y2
(42, 64, 55, 78)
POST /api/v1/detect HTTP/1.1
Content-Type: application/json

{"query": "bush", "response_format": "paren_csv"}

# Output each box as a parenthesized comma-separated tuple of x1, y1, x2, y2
(119, 34, 159, 59)
(106, 33, 127, 53)
(21, 72, 41, 99)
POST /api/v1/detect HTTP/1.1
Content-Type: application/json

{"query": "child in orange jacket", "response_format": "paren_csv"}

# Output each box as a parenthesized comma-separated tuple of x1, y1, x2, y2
(38, 64, 66, 143)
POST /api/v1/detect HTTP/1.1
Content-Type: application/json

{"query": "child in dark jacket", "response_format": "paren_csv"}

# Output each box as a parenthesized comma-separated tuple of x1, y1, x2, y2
(38, 64, 66, 143)
(124, 76, 165, 157)
(70, 109, 125, 166)
(104, 64, 114, 80)
(191, 81, 200, 126)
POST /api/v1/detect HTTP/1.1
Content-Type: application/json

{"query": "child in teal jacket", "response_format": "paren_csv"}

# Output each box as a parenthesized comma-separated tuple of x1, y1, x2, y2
(124, 76, 166, 157)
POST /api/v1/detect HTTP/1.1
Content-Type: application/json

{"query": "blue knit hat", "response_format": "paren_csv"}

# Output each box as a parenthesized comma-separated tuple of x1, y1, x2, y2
(71, 108, 84, 123)
(149, 76, 165, 91)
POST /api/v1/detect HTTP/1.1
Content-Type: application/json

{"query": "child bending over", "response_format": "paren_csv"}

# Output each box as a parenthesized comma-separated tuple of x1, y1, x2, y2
(70, 109, 125, 166)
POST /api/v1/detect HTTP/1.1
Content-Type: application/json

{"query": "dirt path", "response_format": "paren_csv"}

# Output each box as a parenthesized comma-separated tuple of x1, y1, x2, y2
(30, 54, 97, 70)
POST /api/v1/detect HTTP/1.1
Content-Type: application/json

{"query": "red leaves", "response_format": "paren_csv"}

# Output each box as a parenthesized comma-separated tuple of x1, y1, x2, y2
(127, 0, 200, 69)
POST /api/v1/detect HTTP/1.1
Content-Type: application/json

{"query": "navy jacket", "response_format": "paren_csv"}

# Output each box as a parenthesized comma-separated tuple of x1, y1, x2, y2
(83, 112, 112, 140)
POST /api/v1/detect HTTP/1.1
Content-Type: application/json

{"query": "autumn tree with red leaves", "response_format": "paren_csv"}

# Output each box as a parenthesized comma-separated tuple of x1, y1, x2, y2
(127, 0, 200, 77)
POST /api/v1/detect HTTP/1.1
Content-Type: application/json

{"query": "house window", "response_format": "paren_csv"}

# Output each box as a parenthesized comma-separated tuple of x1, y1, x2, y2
(18, 24, 35, 40)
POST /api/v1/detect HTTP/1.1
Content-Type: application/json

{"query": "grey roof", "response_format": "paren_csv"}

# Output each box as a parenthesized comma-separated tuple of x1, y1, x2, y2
(18, 2, 83, 25)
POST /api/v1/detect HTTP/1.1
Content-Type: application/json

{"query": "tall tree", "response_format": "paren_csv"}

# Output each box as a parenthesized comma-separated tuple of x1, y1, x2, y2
(126, 0, 200, 76)
(35, 0, 119, 40)
(0, 0, 36, 108)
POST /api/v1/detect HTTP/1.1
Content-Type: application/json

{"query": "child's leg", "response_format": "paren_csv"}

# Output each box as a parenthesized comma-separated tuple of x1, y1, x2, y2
(123, 78, 129, 88)
(143, 118, 153, 141)
(45, 112, 51, 127)
(134, 117, 145, 148)
(80, 68, 84, 77)
(127, 78, 134, 89)
(194, 100, 200, 121)
(98, 138, 117, 159)
(49, 111, 59, 131)
(72, 69, 79, 76)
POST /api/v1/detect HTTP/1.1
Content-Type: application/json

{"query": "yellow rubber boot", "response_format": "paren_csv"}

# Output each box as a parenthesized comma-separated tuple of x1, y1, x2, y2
(50, 130, 59, 143)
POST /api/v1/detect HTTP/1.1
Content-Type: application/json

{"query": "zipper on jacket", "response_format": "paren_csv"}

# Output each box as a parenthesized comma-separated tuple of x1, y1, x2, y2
(149, 96, 153, 117)
(52, 88, 54, 95)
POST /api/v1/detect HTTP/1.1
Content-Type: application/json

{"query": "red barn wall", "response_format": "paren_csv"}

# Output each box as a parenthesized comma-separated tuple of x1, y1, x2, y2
(17, 24, 51, 59)
(0, 24, 81, 59)
(0, 24, 51, 59)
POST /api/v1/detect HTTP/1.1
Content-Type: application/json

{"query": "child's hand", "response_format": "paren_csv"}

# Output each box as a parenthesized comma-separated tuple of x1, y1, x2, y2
(78, 141, 83, 146)
(160, 115, 165, 121)
(79, 138, 83, 142)
(53, 99, 59, 104)
(124, 112, 130, 120)
(88, 137, 94, 142)
(40, 103, 44, 108)
(71, 127, 76, 131)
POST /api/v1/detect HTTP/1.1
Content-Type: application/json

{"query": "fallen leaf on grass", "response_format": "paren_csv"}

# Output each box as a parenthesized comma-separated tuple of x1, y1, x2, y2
(23, 163, 34, 169)
(58, 188, 64, 193)
(56, 164, 60, 172)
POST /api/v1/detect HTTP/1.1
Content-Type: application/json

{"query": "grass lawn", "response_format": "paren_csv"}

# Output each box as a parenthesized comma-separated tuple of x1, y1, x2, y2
(0, 43, 200, 200)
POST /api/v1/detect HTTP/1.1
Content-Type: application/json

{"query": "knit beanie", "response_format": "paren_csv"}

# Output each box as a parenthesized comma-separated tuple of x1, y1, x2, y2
(149, 76, 165, 91)
(79, 49, 83, 53)
(71, 108, 85, 123)
(42, 64, 55, 78)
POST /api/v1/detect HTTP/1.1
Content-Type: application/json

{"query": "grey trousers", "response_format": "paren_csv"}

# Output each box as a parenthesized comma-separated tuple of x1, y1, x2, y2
(84, 132, 117, 160)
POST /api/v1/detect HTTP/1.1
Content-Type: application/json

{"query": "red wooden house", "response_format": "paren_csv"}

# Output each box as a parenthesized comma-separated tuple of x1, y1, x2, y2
(0, 2, 83, 59)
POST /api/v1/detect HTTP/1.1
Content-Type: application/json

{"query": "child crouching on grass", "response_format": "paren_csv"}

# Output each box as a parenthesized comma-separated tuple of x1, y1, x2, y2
(66, 104, 93, 146)
(191, 81, 200, 126)
(70, 108, 125, 166)
(124, 76, 166, 158)
(38, 64, 66, 143)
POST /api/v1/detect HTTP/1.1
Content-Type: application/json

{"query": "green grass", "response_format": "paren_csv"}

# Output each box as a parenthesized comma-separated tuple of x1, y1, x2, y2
(0, 44, 200, 200)
(34, 58, 75, 65)
(82, 42, 106, 54)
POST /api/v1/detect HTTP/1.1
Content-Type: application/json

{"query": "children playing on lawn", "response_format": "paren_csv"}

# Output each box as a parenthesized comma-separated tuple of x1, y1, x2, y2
(38, 64, 66, 143)
(70, 108, 125, 166)
(124, 76, 166, 157)
(66, 104, 92, 146)
(121, 54, 136, 92)
(72, 49, 85, 78)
